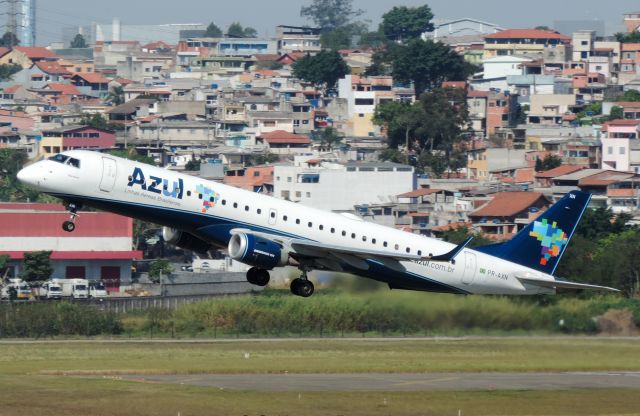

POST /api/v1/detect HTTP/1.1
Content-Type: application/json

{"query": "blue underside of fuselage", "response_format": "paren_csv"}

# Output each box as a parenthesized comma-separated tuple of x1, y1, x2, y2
(53, 193, 468, 295)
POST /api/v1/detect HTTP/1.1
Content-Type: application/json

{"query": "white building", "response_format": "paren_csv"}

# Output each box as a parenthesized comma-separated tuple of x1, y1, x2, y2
(274, 157, 415, 211)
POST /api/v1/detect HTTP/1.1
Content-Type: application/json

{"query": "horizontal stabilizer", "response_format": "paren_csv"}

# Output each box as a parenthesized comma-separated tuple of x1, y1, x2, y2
(427, 237, 473, 263)
(515, 274, 619, 292)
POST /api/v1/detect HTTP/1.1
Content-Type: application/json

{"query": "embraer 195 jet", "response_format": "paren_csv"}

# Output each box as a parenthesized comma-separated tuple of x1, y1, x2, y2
(17, 150, 617, 297)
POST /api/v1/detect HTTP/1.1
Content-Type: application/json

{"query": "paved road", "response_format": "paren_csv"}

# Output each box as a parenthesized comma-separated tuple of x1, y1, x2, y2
(115, 372, 640, 392)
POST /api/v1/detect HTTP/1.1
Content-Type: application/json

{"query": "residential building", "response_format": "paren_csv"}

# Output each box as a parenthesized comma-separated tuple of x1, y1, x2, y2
(527, 94, 576, 125)
(276, 25, 321, 55)
(424, 18, 504, 39)
(620, 43, 640, 85)
(483, 29, 571, 60)
(40, 125, 116, 158)
(273, 158, 414, 211)
(0, 47, 58, 69)
(601, 119, 640, 172)
(468, 192, 550, 239)
(71, 72, 110, 99)
(255, 130, 311, 155)
(624, 12, 640, 33)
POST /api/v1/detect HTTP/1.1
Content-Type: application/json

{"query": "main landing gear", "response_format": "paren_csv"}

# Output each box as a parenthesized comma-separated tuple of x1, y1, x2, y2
(290, 268, 314, 298)
(62, 202, 81, 233)
(246, 267, 270, 287)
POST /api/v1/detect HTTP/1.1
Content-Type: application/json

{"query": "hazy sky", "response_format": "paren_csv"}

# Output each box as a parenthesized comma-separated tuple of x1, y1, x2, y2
(32, 0, 640, 44)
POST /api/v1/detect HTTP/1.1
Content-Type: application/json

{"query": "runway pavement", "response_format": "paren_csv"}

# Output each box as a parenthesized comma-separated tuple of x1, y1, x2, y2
(115, 372, 640, 392)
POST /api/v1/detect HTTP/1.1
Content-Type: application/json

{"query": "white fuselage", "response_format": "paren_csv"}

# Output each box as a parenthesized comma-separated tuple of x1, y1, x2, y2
(18, 150, 555, 296)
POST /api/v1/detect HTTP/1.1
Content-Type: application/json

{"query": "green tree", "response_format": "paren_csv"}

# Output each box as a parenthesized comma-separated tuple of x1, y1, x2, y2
(70, 33, 87, 48)
(535, 154, 562, 172)
(204, 22, 223, 37)
(227, 22, 244, 37)
(0, 254, 10, 279)
(621, 89, 640, 102)
(590, 230, 640, 297)
(615, 32, 640, 43)
(0, 63, 22, 81)
(21, 251, 53, 283)
(534, 25, 551, 31)
(575, 207, 632, 240)
(149, 259, 174, 283)
(249, 153, 280, 165)
(378, 148, 405, 163)
(420, 87, 470, 153)
(300, 0, 363, 31)
(609, 106, 624, 121)
(440, 226, 493, 247)
(320, 25, 354, 50)
(80, 113, 116, 131)
(0, 148, 50, 202)
(106, 85, 124, 105)
(373, 101, 425, 156)
(381, 5, 434, 43)
(184, 158, 201, 171)
(108, 146, 156, 165)
(0, 31, 19, 47)
(358, 29, 386, 48)
(243, 27, 258, 37)
(293, 50, 349, 92)
(391, 39, 476, 96)
(314, 127, 343, 150)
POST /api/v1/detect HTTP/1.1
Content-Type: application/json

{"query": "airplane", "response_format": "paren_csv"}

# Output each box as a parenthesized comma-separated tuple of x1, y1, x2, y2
(17, 150, 618, 297)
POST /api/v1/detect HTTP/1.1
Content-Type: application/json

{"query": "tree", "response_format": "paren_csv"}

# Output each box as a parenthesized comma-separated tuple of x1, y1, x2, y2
(70, 33, 87, 48)
(149, 259, 174, 283)
(106, 85, 124, 106)
(378, 148, 405, 163)
(108, 146, 156, 165)
(227, 22, 244, 37)
(373, 101, 425, 155)
(80, 113, 114, 131)
(534, 25, 551, 31)
(440, 226, 493, 247)
(21, 251, 53, 283)
(243, 27, 258, 37)
(535, 154, 562, 172)
(293, 50, 349, 92)
(590, 230, 640, 297)
(204, 22, 223, 38)
(420, 87, 470, 152)
(300, 0, 363, 31)
(314, 127, 343, 150)
(184, 158, 201, 171)
(0, 31, 19, 47)
(615, 32, 640, 43)
(0, 64, 22, 82)
(621, 89, 640, 102)
(381, 5, 434, 43)
(249, 153, 280, 165)
(0, 148, 51, 202)
(575, 207, 632, 240)
(0, 254, 10, 279)
(610, 106, 624, 121)
(391, 39, 476, 96)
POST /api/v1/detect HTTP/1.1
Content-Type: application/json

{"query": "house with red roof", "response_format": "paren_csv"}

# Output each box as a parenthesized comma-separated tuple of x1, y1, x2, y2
(11, 61, 71, 88)
(0, 203, 142, 292)
(71, 72, 110, 98)
(224, 165, 274, 193)
(535, 165, 585, 187)
(256, 130, 311, 155)
(0, 47, 58, 69)
(484, 29, 571, 60)
(468, 191, 550, 239)
(37, 83, 90, 105)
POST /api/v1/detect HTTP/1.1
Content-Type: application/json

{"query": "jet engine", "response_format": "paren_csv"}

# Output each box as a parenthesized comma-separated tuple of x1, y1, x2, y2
(228, 233, 288, 270)
(162, 227, 211, 253)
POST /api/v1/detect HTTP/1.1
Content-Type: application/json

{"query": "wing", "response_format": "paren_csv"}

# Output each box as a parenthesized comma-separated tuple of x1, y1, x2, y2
(229, 228, 469, 272)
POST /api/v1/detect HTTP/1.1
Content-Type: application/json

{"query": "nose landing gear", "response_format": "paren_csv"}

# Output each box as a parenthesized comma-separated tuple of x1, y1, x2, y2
(62, 202, 81, 233)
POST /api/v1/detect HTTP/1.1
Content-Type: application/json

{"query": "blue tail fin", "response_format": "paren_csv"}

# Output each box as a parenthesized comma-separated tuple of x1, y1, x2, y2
(475, 191, 591, 275)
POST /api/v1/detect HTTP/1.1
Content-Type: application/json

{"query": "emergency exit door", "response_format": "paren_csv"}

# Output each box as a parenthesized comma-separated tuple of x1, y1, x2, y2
(99, 157, 117, 192)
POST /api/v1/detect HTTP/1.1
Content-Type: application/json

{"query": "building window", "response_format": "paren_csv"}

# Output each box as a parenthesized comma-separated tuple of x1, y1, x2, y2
(620, 147, 626, 155)
(608, 146, 613, 155)
(306, 192, 311, 198)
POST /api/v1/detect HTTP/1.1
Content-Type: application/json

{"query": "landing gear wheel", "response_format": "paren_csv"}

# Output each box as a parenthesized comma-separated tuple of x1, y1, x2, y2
(290, 278, 314, 298)
(62, 221, 76, 232)
(246, 267, 270, 287)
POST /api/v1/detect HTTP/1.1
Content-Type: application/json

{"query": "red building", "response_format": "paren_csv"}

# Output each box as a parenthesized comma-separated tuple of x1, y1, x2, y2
(41, 125, 116, 153)
(0, 203, 142, 292)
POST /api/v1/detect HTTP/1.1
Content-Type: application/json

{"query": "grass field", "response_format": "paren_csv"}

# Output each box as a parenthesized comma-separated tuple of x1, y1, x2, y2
(1, 338, 639, 415)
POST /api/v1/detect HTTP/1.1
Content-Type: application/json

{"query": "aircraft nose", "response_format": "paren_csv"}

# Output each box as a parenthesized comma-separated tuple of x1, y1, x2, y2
(17, 164, 42, 188)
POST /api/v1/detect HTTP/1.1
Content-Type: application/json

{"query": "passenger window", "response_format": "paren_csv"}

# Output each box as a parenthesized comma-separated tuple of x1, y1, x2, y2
(198, 194, 203, 200)
(308, 222, 312, 228)
(233, 203, 238, 208)
(257, 209, 262, 214)
(394, 244, 399, 250)
(362, 236, 367, 242)
(245, 205, 249, 211)
(210, 197, 215, 202)
(270, 212, 276, 218)
(417, 250, 422, 256)
(331, 228, 335, 233)
(319, 225, 324, 231)
(296, 219, 301, 224)
(187, 191, 192, 197)
(342, 231, 346, 236)
(406, 247, 411, 253)
(351, 233, 356, 239)
(222, 199, 226, 205)
(283, 215, 288, 221)
(383, 242, 388, 247)
(372, 239, 376, 244)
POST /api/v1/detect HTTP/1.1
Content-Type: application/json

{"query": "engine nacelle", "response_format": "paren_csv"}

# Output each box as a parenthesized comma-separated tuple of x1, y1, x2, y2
(228, 233, 288, 270)
(162, 227, 211, 253)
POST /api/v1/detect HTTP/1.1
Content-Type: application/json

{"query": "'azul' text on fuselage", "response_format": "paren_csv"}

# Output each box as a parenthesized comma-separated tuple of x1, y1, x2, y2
(127, 167, 184, 199)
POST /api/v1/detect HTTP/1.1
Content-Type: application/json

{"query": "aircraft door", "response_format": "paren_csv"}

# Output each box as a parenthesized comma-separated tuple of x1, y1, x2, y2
(268, 209, 277, 226)
(461, 252, 476, 285)
(99, 157, 117, 192)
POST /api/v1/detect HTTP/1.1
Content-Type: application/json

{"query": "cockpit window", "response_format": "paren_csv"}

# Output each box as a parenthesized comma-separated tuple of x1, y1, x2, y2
(49, 154, 69, 164)
(66, 158, 80, 168)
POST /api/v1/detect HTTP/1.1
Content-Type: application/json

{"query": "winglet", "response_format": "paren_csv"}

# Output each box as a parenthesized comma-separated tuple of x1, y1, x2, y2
(426, 236, 473, 263)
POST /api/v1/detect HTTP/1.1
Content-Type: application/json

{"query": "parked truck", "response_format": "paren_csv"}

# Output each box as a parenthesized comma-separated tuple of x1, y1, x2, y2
(89, 281, 107, 299)
(33, 280, 63, 300)
(54, 278, 89, 300)
(1, 278, 32, 301)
